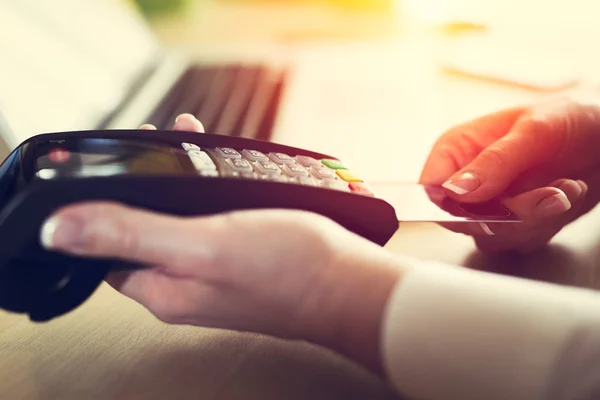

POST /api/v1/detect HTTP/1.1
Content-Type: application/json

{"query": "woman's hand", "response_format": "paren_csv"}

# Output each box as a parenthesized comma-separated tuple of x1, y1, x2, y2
(39, 114, 403, 375)
(420, 93, 600, 253)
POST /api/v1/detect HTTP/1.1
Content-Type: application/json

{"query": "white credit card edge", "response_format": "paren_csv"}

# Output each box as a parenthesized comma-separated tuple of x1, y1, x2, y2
(370, 182, 522, 223)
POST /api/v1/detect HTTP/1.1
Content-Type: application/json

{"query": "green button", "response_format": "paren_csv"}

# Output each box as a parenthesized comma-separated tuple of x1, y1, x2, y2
(321, 159, 347, 170)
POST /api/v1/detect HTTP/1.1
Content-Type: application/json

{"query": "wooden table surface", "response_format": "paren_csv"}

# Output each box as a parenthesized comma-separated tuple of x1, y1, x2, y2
(3, 204, 600, 400)
(0, 284, 398, 400)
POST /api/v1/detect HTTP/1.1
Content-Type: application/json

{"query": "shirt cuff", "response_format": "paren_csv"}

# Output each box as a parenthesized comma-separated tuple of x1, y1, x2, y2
(380, 260, 600, 400)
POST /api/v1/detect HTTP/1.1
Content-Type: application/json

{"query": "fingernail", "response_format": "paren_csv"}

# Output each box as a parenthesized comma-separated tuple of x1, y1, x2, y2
(576, 180, 589, 194)
(174, 114, 203, 131)
(537, 193, 571, 216)
(175, 113, 194, 123)
(442, 173, 480, 195)
(558, 180, 583, 198)
(40, 216, 84, 251)
(479, 222, 495, 236)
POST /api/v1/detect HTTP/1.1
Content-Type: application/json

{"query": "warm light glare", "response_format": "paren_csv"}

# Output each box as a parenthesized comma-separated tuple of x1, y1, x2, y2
(398, 0, 600, 29)
(399, 0, 453, 23)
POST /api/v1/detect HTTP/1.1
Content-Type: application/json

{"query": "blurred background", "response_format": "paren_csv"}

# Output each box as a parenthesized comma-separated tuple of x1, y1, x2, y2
(1, 0, 599, 181)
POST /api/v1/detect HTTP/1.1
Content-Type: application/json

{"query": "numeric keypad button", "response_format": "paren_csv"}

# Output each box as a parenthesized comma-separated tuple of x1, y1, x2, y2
(242, 149, 269, 162)
(216, 147, 242, 159)
(310, 165, 337, 180)
(255, 161, 281, 176)
(227, 158, 254, 173)
(282, 163, 309, 178)
(295, 155, 320, 167)
(188, 150, 217, 171)
(182, 142, 200, 151)
(268, 152, 295, 164)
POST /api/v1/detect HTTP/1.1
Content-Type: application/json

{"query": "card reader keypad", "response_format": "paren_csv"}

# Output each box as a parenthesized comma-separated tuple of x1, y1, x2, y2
(181, 143, 374, 196)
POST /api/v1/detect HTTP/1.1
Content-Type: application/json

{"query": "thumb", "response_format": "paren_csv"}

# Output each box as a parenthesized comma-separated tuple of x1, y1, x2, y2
(442, 116, 562, 202)
(39, 202, 216, 274)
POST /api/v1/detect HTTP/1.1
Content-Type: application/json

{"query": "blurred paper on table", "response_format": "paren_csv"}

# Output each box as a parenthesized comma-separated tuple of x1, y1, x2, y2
(440, 32, 580, 92)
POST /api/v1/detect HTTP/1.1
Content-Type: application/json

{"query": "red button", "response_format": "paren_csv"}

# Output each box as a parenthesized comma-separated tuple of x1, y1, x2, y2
(349, 182, 374, 197)
(48, 148, 70, 164)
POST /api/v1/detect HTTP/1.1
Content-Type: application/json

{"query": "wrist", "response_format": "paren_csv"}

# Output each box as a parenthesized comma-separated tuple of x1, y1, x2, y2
(295, 234, 404, 375)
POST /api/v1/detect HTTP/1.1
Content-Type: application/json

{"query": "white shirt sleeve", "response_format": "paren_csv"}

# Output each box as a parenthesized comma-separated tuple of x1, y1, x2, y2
(381, 260, 600, 400)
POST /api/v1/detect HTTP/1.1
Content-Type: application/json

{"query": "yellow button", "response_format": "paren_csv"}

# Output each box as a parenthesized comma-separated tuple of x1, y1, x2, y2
(336, 170, 362, 182)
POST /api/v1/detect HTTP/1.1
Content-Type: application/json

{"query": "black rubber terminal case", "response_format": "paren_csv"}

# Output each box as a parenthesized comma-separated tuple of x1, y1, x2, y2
(0, 130, 398, 322)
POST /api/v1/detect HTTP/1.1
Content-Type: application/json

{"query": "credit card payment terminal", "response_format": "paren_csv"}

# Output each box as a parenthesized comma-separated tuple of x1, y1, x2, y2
(0, 130, 518, 321)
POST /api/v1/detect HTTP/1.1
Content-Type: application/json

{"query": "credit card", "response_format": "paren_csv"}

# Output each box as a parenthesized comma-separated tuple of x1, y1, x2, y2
(370, 182, 522, 223)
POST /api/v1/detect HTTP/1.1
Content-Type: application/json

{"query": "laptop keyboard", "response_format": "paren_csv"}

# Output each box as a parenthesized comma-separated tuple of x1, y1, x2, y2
(145, 64, 287, 141)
